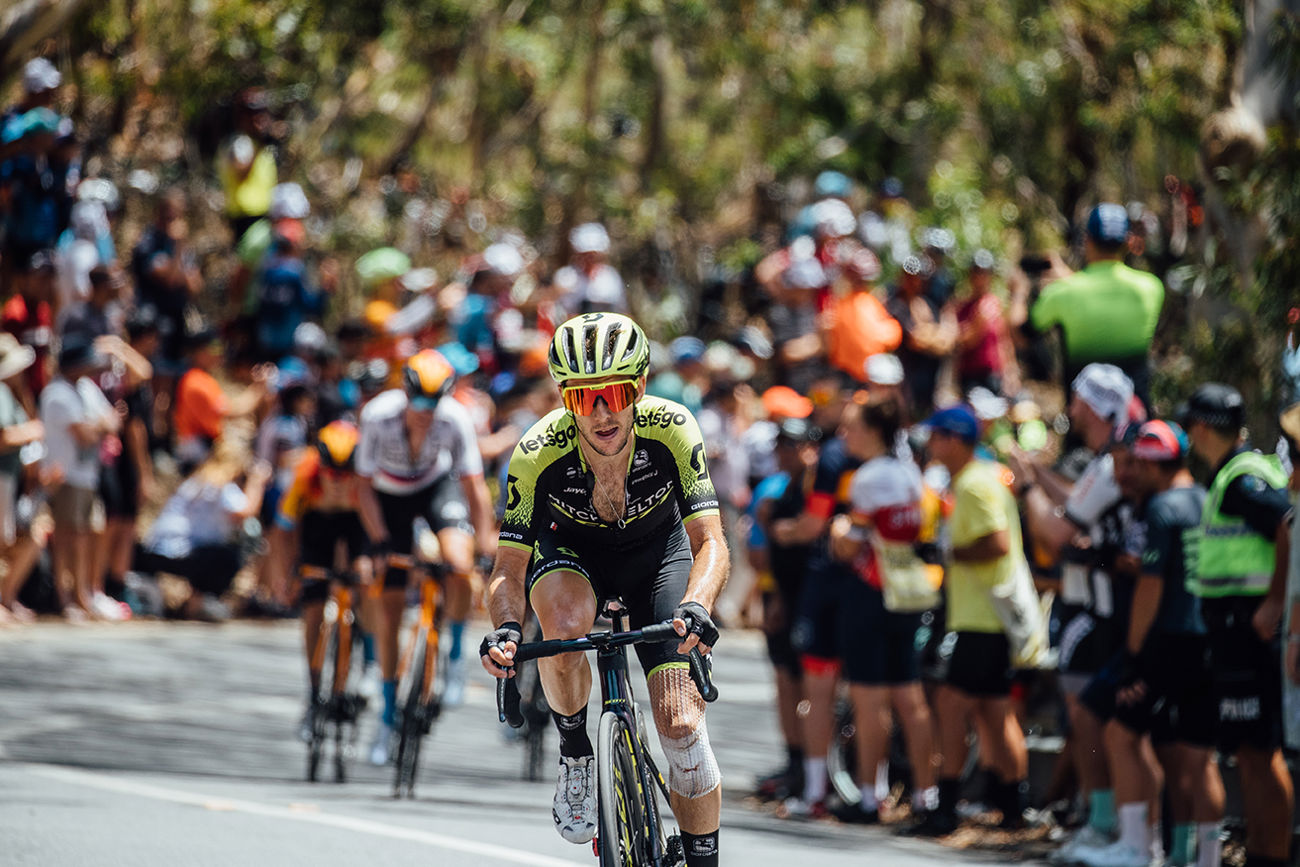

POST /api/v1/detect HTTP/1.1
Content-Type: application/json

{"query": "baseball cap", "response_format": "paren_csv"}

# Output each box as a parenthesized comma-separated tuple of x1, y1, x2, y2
(924, 404, 979, 444)
(971, 248, 996, 271)
(1086, 203, 1130, 245)
(762, 385, 813, 420)
(1072, 363, 1134, 425)
(776, 417, 819, 444)
(864, 353, 904, 386)
(23, 58, 61, 94)
(668, 336, 706, 366)
(569, 223, 610, 254)
(1132, 420, 1188, 462)
(812, 199, 856, 238)
(268, 183, 311, 220)
(1179, 382, 1244, 431)
(482, 242, 525, 277)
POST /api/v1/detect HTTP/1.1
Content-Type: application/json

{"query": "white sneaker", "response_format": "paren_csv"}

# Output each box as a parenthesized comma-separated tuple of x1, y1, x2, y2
(441, 658, 466, 708)
(298, 702, 315, 744)
(359, 664, 381, 701)
(1077, 840, 1156, 867)
(1052, 825, 1115, 863)
(553, 755, 597, 844)
(369, 720, 395, 766)
(92, 592, 129, 621)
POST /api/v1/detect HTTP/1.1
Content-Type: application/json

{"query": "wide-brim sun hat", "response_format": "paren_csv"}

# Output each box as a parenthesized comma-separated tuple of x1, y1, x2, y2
(0, 334, 35, 381)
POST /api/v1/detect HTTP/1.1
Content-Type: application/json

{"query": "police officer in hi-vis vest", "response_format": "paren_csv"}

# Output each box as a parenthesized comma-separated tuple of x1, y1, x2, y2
(1183, 383, 1294, 867)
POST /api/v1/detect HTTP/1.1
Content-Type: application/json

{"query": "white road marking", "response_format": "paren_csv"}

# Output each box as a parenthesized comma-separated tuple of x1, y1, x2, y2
(25, 763, 585, 867)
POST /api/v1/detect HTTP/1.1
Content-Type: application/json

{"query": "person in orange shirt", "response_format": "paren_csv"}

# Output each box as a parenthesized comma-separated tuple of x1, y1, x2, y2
(822, 247, 903, 384)
(173, 327, 270, 473)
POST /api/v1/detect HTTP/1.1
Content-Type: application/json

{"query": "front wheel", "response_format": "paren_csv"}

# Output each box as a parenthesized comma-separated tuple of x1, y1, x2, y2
(598, 712, 648, 867)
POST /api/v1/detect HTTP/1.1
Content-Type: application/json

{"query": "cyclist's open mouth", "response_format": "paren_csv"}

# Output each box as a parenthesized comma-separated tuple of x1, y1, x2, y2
(593, 424, 620, 443)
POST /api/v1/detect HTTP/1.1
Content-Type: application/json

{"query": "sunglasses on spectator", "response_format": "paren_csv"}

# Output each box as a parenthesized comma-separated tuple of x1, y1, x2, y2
(561, 380, 639, 416)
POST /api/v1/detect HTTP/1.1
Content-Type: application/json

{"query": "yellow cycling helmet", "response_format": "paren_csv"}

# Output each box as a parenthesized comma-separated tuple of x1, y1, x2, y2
(317, 420, 359, 471)
(402, 349, 456, 404)
(547, 313, 649, 384)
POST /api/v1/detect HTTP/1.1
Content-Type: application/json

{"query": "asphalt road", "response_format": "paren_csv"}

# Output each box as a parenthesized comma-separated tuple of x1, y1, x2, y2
(0, 619, 1050, 866)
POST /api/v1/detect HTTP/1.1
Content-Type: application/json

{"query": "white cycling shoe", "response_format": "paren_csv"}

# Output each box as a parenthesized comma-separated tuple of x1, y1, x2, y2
(553, 755, 598, 844)
(369, 719, 395, 766)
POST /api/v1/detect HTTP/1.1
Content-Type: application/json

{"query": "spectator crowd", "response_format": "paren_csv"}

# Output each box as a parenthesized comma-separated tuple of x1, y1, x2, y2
(2, 51, 1299, 867)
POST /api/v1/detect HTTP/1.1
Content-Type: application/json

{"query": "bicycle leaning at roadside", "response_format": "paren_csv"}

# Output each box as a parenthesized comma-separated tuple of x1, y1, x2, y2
(480, 312, 729, 866)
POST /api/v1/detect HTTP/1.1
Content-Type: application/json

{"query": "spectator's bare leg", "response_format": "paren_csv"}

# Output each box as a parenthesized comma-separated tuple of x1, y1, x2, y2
(1066, 693, 1111, 804)
(848, 684, 891, 805)
(1236, 745, 1294, 861)
(797, 664, 838, 803)
(937, 685, 974, 778)
(892, 683, 937, 795)
(0, 535, 41, 620)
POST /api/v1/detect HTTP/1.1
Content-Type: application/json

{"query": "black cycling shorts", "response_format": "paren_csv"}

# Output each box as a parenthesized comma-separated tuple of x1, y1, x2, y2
(1058, 607, 1122, 694)
(526, 519, 695, 678)
(946, 631, 1013, 698)
(838, 576, 923, 686)
(762, 591, 799, 675)
(1202, 597, 1282, 754)
(790, 559, 848, 665)
(298, 510, 368, 604)
(377, 475, 474, 588)
(1113, 633, 1216, 748)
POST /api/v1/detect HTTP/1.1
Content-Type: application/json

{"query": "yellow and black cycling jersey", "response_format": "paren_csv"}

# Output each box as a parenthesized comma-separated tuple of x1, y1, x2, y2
(499, 396, 720, 552)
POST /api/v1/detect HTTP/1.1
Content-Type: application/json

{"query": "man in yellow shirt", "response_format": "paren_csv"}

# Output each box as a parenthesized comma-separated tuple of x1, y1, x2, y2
(919, 404, 1030, 836)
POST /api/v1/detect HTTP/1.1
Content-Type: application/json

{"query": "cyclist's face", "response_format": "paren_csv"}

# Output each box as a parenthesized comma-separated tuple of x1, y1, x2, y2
(571, 377, 640, 457)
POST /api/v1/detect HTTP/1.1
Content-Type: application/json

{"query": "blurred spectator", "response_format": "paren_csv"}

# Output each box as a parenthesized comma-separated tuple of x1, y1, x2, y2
(131, 188, 202, 379)
(769, 247, 827, 394)
(450, 241, 526, 361)
(1029, 203, 1164, 405)
(250, 223, 326, 362)
(552, 223, 627, 318)
(355, 246, 438, 377)
(955, 250, 1017, 396)
(136, 443, 272, 621)
(886, 256, 956, 416)
(2, 252, 56, 400)
(925, 404, 1031, 834)
(1, 58, 62, 134)
(1181, 383, 1294, 866)
(920, 227, 956, 307)
(41, 335, 121, 621)
(1282, 402, 1300, 751)
(822, 247, 902, 384)
(0, 334, 45, 623)
(220, 88, 278, 242)
(856, 177, 914, 272)
(55, 184, 120, 313)
(173, 328, 271, 473)
(60, 265, 126, 342)
(1, 108, 67, 277)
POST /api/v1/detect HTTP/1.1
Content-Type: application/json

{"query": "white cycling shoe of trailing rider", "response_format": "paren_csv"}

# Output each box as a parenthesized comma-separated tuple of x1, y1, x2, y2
(1050, 825, 1114, 863)
(553, 755, 597, 844)
(369, 719, 395, 766)
(441, 657, 467, 708)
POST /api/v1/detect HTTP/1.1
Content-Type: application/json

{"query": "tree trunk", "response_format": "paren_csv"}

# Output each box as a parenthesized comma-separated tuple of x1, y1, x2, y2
(0, 0, 90, 80)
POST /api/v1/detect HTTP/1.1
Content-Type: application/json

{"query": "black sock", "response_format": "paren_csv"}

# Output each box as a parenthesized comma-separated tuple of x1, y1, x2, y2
(553, 708, 591, 758)
(680, 829, 718, 867)
(786, 745, 803, 774)
(937, 778, 962, 818)
(1243, 857, 1288, 867)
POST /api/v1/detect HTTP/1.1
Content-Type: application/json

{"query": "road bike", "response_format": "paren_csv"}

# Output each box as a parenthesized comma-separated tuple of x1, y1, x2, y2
(303, 565, 368, 784)
(511, 612, 552, 781)
(498, 599, 718, 867)
(390, 554, 445, 798)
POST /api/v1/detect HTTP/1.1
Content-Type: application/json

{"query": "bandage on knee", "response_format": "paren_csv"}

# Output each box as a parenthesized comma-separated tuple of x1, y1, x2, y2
(657, 718, 722, 799)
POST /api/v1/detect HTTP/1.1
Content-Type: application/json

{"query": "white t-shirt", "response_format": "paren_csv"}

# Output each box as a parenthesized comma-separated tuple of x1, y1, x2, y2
(145, 479, 249, 559)
(849, 456, 924, 539)
(40, 375, 114, 491)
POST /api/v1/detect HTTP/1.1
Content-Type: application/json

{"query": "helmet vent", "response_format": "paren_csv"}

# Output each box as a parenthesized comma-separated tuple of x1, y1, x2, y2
(562, 326, 580, 374)
(622, 328, 639, 362)
(601, 322, 622, 371)
(582, 323, 600, 375)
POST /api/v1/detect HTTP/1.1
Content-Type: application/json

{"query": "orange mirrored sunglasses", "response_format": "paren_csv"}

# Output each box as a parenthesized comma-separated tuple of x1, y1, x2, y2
(561, 380, 639, 416)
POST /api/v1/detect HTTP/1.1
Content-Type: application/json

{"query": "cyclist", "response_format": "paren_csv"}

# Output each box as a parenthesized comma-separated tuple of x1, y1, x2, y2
(357, 349, 496, 765)
(480, 312, 728, 867)
(274, 420, 371, 739)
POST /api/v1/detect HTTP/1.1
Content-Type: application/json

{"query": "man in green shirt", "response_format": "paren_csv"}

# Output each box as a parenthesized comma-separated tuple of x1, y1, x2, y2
(1030, 204, 1164, 405)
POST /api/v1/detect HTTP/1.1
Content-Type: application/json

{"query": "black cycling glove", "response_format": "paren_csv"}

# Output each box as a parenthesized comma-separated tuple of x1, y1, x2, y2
(479, 621, 523, 673)
(672, 602, 720, 648)
(364, 538, 393, 563)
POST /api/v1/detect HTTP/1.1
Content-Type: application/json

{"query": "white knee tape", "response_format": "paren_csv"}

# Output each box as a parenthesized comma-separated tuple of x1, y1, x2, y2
(657, 719, 721, 798)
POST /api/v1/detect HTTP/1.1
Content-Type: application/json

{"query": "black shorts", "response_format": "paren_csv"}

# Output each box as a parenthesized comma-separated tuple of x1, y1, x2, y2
(790, 560, 848, 664)
(377, 475, 473, 588)
(298, 510, 368, 604)
(101, 460, 139, 520)
(763, 592, 799, 675)
(1113, 633, 1217, 747)
(946, 631, 1013, 698)
(525, 519, 695, 678)
(1202, 597, 1283, 754)
(838, 576, 923, 686)
(1058, 607, 1122, 694)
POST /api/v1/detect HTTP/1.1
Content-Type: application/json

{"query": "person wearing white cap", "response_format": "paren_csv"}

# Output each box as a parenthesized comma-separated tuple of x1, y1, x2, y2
(551, 222, 627, 321)
(1005, 362, 1142, 862)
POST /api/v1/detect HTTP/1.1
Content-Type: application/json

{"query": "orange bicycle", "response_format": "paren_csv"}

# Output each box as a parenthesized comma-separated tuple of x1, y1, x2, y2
(303, 565, 368, 783)
(389, 553, 444, 798)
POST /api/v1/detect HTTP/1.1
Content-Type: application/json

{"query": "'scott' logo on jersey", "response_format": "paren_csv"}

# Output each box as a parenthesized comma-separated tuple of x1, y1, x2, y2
(633, 449, 650, 469)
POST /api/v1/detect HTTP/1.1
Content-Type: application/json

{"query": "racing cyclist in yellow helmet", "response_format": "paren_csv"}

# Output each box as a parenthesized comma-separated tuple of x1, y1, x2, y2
(480, 312, 729, 866)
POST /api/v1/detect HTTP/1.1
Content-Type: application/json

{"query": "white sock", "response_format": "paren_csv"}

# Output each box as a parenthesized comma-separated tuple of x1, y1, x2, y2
(1195, 821, 1221, 867)
(1148, 822, 1164, 861)
(858, 783, 878, 810)
(912, 785, 939, 812)
(1117, 802, 1150, 853)
(875, 759, 890, 803)
(803, 756, 828, 803)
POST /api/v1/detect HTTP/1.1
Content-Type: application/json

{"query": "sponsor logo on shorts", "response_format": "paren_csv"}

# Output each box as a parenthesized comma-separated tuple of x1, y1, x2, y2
(1219, 696, 1261, 722)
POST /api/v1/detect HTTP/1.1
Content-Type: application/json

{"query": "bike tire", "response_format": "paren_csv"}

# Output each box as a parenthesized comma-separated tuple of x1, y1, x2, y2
(307, 620, 339, 783)
(394, 627, 429, 797)
(598, 711, 647, 867)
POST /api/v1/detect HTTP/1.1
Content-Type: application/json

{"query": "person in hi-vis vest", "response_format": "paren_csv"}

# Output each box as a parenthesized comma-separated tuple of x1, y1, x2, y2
(1183, 383, 1294, 867)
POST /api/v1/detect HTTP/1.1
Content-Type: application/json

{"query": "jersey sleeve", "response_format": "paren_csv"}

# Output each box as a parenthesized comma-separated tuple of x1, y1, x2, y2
(275, 450, 319, 529)
(1065, 454, 1121, 528)
(354, 405, 381, 479)
(498, 435, 544, 552)
(806, 439, 849, 520)
(1139, 498, 1177, 585)
(1029, 283, 1063, 333)
(663, 407, 720, 523)
(1221, 474, 1292, 539)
